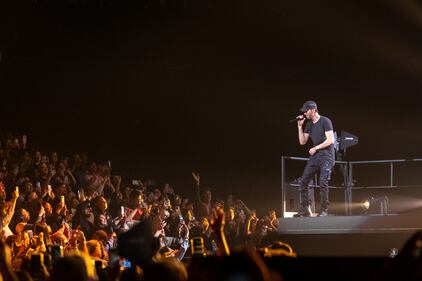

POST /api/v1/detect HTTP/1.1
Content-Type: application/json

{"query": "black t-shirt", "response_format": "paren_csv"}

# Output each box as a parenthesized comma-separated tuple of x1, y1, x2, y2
(304, 115, 335, 159)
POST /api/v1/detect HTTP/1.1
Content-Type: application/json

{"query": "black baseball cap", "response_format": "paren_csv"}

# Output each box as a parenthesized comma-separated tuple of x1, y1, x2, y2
(300, 101, 318, 112)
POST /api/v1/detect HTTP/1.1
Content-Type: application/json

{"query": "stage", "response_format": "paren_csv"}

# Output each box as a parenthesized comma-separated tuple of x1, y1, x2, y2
(277, 214, 422, 256)
(278, 214, 422, 234)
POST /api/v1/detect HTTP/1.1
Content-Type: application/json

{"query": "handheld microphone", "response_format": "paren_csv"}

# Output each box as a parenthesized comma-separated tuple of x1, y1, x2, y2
(289, 115, 305, 123)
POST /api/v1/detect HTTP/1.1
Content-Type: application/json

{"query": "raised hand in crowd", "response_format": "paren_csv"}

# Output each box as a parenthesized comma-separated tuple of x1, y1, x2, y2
(111, 175, 122, 191)
(11, 187, 19, 201)
(36, 204, 46, 223)
(180, 222, 189, 241)
(32, 232, 46, 252)
(0, 182, 5, 198)
(1, 187, 20, 236)
(246, 210, 258, 235)
(65, 168, 77, 187)
(192, 172, 200, 187)
(77, 189, 86, 203)
(68, 228, 88, 253)
(113, 208, 128, 230)
(41, 184, 55, 200)
(236, 199, 252, 217)
(209, 208, 230, 256)
(210, 207, 225, 233)
(21, 135, 27, 149)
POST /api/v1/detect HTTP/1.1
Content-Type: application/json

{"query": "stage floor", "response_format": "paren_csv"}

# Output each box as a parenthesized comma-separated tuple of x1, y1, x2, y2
(276, 214, 422, 256)
(278, 214, 422, 234)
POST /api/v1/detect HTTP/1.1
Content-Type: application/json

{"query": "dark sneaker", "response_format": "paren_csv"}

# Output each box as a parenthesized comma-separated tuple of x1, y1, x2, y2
(317, 210, 328, 217)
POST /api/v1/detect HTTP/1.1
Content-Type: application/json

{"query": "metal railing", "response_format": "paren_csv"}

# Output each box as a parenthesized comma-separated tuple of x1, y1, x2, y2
(281, 156, 422, 218)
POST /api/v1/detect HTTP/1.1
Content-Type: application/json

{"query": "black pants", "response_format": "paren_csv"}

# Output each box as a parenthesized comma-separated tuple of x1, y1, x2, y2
(299, 155, 335, 210)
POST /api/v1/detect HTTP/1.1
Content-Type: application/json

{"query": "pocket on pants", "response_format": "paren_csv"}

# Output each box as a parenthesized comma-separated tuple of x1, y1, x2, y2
(321, 160, 334, 172)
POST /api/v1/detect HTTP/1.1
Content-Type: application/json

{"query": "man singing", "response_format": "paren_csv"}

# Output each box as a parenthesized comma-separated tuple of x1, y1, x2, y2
(296, 101, 335, 217)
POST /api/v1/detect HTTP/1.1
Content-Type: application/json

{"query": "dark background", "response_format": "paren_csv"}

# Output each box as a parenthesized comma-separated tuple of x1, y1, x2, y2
(1, 0, 422, 214)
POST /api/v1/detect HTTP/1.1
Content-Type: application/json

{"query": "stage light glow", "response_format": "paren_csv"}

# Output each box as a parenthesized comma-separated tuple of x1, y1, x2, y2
(360, 196, 389, 215)
(361, 199, 371, 210)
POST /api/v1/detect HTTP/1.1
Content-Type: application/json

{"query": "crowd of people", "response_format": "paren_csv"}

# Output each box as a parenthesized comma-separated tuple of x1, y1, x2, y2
(0, 132, 285, 281)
